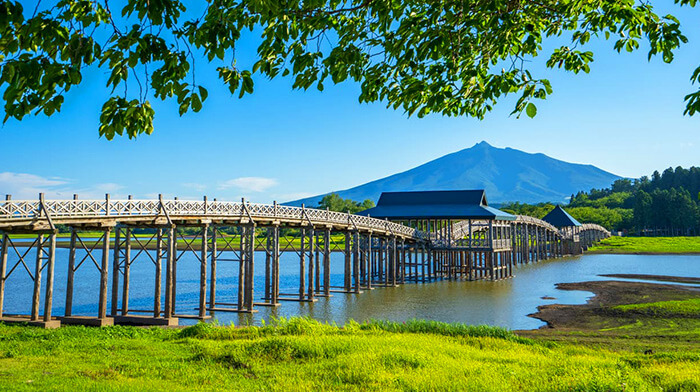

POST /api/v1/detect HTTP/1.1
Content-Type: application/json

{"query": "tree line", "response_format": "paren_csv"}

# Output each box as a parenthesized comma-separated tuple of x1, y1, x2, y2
(504, 166, 700, 235)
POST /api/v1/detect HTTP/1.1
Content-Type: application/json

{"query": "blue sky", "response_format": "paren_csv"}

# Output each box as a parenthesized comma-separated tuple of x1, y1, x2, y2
(1, 2, 699, 203)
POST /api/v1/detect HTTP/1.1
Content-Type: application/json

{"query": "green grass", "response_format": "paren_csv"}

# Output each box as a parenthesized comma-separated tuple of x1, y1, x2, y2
(0, 317, 699, 391)
(613, 299, 700, 318)
(588, 236, 700, 254)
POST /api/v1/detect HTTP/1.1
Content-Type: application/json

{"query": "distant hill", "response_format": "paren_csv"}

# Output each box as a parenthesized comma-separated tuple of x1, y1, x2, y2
(288, 141, 621, 206)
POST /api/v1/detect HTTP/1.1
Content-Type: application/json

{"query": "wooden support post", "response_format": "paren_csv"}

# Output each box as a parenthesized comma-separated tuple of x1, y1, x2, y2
(31, 234, 43, 321)
(164, 226, 175, 319)
(299, 228, 306, 300)
(244, 225, 255, 311)
(155, 228, 163, 317)
(0, 232, 7, 318)
(199, 224, 208, 318)
(352, 232, 360, 293)
(122, 228, 132, 315)
(210, 227, 217, 309)
(238, 228, 247, 309)
(98, 227, 111, 319)
(171, 229, 178, 314)
(307, 227, 315, 301)
(65, 228, 77, 316)
(314, 232, 320, 294)
(344, 232, 351, 291)
(390, 237, 397, 286)
(265, 233, 271, 301)
(366, 234, 373, 289)
(323, 229, 331, 296)
(400, 238, 405, 284)
(421, 243, 426, 282)
(360, 237, 366, 286)
(272, 225, 280, 305)
(43, 233, 56, 322)
(111, 227, 121, 316)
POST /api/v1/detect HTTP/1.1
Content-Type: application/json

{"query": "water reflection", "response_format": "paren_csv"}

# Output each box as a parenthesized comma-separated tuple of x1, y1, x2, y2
(2, 250, 698, 330)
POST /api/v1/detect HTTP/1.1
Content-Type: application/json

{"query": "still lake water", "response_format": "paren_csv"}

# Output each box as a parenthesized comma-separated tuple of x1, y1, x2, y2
(3, 250, 699, 330)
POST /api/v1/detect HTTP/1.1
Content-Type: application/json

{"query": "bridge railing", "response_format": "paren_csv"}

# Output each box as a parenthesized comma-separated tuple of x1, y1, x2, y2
(0, 198, 426, 240)
(513, 215, 560, 233)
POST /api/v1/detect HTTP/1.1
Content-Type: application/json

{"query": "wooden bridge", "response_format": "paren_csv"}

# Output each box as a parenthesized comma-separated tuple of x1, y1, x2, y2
(0, 194, 610, 328)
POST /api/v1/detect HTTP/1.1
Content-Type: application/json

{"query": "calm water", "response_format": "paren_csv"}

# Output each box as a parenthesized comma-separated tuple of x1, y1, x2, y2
(3, 250, 699, 330)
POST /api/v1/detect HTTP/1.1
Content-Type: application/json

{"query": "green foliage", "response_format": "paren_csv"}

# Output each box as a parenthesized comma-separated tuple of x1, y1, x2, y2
(500, 202, 554, 219)
(568, 166, 700, 233)
(317, 193, 374, 214)
(567, 206, 633, 231)
(588, 236, 700, 254)
(0, 1, 695, 137)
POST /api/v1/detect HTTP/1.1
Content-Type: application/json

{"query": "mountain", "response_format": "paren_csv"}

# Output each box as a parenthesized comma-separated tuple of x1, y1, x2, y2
(288, 141, 622, 206)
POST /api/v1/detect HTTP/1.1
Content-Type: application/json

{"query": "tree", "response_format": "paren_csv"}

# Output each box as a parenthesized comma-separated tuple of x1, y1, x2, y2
(633, 190, 652, 230)
(318, 193, 375, 213)
(0, 0, 695, 139)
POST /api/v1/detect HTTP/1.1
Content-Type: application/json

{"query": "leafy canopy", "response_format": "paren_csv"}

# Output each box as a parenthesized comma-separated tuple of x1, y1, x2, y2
(0, 0, 696, 139)
(318, 193, 374, 213)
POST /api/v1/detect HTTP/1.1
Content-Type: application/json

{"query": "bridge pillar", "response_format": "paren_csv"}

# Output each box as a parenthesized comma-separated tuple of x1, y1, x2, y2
(343, 231, 351, 292)
(198, 224, 208, 319)
(122, 227, 132, 316)
(390, 236, 397, 286)
(307, 226, 315, 301)
(366, 234, 373, 289)
(0, 232, 7, 318)
(32, 233, 47, 321)
(244, 224, 255, 311)
(155, 228, 163, 317)
(272, 225, 280, 304)
(164, 226, 175, 319)
(323, 229, 331, 297)
(65, 228, 77, 316)
(352, 231, 360, 293)
(299, 228, 306, 300)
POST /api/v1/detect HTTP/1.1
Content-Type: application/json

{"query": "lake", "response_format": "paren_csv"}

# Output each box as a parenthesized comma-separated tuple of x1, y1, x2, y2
(2, 250, 699, 330)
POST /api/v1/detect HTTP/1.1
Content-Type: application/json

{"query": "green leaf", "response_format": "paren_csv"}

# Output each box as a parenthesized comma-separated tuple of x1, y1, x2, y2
(525, 103, 537, 118)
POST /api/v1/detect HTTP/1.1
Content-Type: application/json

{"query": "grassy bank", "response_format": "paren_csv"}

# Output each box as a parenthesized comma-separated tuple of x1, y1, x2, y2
(1, 314, 699, 391)
(588, 236, 700, 254)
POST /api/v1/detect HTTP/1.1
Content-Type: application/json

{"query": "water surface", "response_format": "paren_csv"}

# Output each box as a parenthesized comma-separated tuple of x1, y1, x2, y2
(3, 251, 698, 330)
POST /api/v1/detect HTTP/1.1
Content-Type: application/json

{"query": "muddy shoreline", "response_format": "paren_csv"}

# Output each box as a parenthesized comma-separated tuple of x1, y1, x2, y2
(600, 274, 700, 284)
(524, 277, 700, 331)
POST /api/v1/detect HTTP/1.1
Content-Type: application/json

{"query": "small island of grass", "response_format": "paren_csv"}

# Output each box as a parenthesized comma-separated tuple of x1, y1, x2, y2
(588, 236, 700, 254)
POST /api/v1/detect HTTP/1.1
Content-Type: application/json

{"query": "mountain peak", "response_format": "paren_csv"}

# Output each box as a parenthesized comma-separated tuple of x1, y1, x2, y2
(287, 145, 621, 206)
(474, 140, 493, 148)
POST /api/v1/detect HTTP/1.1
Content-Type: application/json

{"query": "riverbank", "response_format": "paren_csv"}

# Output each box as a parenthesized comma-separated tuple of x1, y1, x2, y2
(587, 236, 700, 254)
(519, 278, 700, 354)
(1, 277, 699, 391)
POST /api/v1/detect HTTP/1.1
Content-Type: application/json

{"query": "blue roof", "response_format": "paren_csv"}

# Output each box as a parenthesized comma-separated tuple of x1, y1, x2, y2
(542, 206, 581, 227)
(357, 190, 516, 220)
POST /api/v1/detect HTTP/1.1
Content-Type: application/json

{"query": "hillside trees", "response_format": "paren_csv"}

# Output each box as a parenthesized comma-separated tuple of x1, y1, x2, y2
(0, 0, 697, 138)
(318, 193, 375, 213)
(573, 166, 700, 234)
(510, 166, 700, 234)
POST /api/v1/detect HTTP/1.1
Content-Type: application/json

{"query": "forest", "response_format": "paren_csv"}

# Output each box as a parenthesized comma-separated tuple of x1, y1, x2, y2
(502, 166, 700, 235)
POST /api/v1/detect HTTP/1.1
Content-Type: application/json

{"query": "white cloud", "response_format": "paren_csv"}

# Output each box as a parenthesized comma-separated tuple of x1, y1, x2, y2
(0, 172, 69, 199)
(218, 177, 277, 193)
(0, 172, 127, 200)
